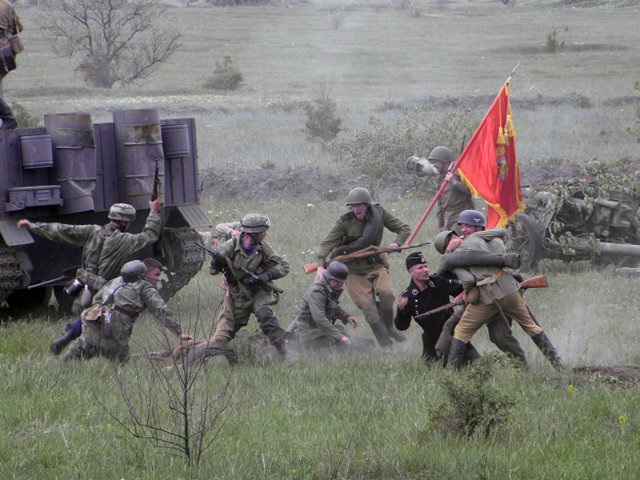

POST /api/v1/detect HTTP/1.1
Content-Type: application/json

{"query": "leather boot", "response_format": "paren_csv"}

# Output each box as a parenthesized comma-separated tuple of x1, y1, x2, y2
(256, 307, 288, 359)
(447, 338, 468, 369)
(531, 332, 564, 370)
(369, 321, 393, 348)
(50, 322, 82, 356)
(0, 97, 17, 130)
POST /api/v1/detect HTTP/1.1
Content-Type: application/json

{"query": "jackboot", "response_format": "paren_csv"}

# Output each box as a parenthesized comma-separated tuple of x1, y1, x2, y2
(50, 320, 83, 356)
(369, 321, 393, 348)
(256, 307, 288, 359)
(447, 338, 468, 369)
(0, 97, 17, 130)
(531, 332, 564, 370)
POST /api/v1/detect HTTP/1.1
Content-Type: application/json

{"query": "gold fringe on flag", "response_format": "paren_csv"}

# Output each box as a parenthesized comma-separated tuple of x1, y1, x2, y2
(497, 126, 507, 146)
(505, 114, 515, 138)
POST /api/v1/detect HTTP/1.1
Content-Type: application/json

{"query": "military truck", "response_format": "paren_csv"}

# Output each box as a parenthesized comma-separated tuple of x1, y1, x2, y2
(506, 184, 640, 270)
(0, 109, 211, 315)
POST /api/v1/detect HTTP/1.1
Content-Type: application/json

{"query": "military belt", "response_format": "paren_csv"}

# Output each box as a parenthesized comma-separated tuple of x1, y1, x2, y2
(476, 269, 505, 286)
(114, 305, 139, 319)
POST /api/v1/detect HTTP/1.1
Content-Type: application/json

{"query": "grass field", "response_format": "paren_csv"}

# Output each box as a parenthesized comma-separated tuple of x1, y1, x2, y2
(2, 1, 640, 479)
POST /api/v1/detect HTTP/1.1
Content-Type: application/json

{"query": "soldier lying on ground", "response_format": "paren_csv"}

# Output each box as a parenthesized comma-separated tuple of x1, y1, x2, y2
(64, 259, 192, 362)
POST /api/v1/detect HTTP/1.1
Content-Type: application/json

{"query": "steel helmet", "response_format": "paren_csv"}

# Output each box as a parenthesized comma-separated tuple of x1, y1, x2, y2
(427, 146, 453, 164)
(434, 230, 456, 254)
(345, 187, 373, 205)
(240, 213, 271, 233)
(108, 203, 136, 223)
(458, 209, 486, 228)
(121, 260, 147, 283)
(323, 261, 349, 282)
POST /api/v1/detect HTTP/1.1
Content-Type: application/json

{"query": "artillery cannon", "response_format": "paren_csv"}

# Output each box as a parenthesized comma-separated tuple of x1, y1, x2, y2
(505, 183, 640, 270)
(0, 109, 211, 315)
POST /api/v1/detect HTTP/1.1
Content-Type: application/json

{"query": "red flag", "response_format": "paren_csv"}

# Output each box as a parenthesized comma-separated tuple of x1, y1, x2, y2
(455, 81, 524, 228)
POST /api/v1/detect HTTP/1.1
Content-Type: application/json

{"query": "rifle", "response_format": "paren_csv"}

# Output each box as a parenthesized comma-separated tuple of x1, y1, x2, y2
(415, 274, 548, 321)
(194, 242, 284, 294)
(303, 241, 431, 274)
(27, 265, 81, 290)
(151, 157, 162, 203)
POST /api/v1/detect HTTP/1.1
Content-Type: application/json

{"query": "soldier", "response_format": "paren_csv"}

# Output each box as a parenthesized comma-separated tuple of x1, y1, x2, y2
(435, 210, 563, 369)
(64, 259, 191, 362)
(17, 199, 162, 354)
(315, 187, 411, 348)
(394, 251, 479, 364)
(289, 261, 358, 350)
(204, 213, 290, 360)
(407, 146, 475, 232)
(0, 0, 23, 129)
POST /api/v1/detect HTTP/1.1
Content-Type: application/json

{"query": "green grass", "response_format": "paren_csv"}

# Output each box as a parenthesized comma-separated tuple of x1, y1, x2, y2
(2, 1, 640, 477)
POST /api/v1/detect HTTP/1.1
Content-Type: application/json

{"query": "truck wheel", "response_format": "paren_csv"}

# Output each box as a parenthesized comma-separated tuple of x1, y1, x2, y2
(505, 213, 543, 271)
(5, 287, 52, 316)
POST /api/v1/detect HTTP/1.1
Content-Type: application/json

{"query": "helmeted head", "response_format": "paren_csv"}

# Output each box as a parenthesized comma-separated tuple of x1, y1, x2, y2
(324, 261, 349, 282)
(240, 213, 271, 233)
(427, 146, 453, 164)
(108, 203, 136, 223)
(458, 210, 486, 228)
(345, 187, 373, 206)
(121, 260, 147, 283)
(434, 230, 456, 254)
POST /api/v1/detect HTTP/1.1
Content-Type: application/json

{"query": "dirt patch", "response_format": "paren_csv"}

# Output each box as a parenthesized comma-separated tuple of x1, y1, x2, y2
(573, 366, 640, 388)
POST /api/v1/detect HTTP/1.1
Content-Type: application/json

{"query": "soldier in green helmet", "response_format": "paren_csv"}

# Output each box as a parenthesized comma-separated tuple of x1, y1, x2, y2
(199, 213, 290, 361)
(315, 187, 411, 348)
(406, 146, 475, 233)
(17, 198, 163, 354)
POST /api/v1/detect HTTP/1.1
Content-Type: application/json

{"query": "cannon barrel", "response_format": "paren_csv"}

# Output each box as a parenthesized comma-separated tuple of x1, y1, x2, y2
(597, 242, 640, 257)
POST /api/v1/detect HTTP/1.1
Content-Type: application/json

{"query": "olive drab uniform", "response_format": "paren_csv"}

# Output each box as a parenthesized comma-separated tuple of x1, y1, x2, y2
(437, 172, 475, 232)
(27, 211, 161, 313)
(317, 204, 411, 347)
(442, 229, 563, 368)
(64, 275, 182, 362)
(289, 276, 353, 349)
(208, 234, 290, 355)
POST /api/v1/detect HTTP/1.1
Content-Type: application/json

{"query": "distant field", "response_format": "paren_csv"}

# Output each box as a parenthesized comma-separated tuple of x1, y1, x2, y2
(10, 0, 640, 170)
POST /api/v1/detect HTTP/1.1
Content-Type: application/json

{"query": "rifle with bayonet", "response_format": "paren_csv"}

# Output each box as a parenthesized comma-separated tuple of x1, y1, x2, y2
(27, 265, 80, 290)
(194, 242, 284, 294)
(415, 274, 548, 321)
(303, 241, 431, 274)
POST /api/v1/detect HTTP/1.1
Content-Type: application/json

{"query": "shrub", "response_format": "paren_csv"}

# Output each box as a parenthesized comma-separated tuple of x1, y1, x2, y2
(304, 84, 342, 142)
(203, 55, 243, 91)
(329, 104, 478, 196)
(11, 102, 39, 128)
(428, 353, 516, 438)
(545, 28, 566, 53)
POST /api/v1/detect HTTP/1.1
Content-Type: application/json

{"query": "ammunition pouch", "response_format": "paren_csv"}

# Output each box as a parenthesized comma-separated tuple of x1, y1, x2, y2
(75, 268, 107, 292)
(82, 303, 105, 322)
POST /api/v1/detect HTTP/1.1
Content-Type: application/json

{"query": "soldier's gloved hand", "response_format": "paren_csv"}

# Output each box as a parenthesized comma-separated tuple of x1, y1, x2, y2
(209, 251, 226, 270)
(256, 272, 272, 284)
(502, 253, 521, 269)
(241, 276, 258, 288)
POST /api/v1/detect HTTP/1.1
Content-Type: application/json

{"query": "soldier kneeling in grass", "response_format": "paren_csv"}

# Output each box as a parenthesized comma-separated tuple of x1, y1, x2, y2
(64, 259, 192, 362)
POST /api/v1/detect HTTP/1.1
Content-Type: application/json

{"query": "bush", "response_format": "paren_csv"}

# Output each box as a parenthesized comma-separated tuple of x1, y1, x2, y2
(203, 55, 243, 91)
(304, 85, 342, 142)
(329, 104, 478, 196)
(545, 28, 566, 53)
(428, 353, 516, 438)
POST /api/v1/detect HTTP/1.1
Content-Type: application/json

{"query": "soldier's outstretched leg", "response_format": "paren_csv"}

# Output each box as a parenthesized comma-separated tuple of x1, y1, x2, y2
(531, 332, 564, 370)
(487, 315, 529, 369)
(50, 319, 83, 355)
(255, 307, 287, 358)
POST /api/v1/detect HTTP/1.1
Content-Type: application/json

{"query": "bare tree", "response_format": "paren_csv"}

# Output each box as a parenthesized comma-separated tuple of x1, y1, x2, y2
(37, 0, 181, 88)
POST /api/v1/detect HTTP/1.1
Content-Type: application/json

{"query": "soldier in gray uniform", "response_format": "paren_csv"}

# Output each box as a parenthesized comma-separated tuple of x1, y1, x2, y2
(204, 213, 290, 359)
(288, 261, 358, 350)
(17, 199, 162, 354)
(64, 259, 191, 362)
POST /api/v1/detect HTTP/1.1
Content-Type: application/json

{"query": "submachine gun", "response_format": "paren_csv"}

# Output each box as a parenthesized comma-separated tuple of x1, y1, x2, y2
(194, 242, 284, 294)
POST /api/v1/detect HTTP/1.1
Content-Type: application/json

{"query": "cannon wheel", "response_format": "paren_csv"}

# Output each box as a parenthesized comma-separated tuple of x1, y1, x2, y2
(505, 213, 543, 271)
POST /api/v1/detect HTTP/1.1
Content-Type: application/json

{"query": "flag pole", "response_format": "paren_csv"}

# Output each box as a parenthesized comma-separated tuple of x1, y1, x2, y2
(403, 66, 520, 246)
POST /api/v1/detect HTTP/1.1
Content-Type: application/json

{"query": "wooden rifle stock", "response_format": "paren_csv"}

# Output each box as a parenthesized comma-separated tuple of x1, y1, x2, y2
(303, 241, 430, 274)
(415, 275, 548, 321)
